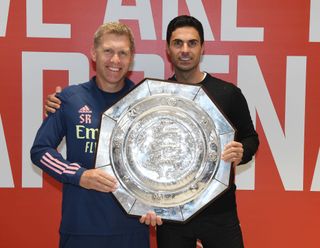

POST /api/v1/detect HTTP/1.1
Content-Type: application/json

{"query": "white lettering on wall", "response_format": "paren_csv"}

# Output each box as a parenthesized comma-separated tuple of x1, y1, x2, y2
(311, 149, 320, 191)
(104, 0, 263, 42)
(185, 0, 215, 40)
(0, 0, 10, 37)
(238, 56, 306, 191)
(0, 114, 14, 187)
(221, 0, 264, 41)
(26, 0, 71, 38)
(309, 0, 320, 41)
(162, 0, 215, 41)
(236, 160, 255, 190)
(132, 54, 165, 78)
(132, 54, 229, 79)
(104, 0, 156, 40)
(162, 0, 178, 41)
(22, 52, 89, 187)
(200, 55, 229, 73)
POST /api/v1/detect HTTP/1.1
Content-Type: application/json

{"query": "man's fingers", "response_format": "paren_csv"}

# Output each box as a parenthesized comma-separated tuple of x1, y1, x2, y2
(139, 212, 162, 226)
(97, 169, 118, 184)
(96, 174, 118, 192)
(139, 215, 146, 224)
(56, 86, 62, 93)
(147, 211, 162, 226)
(94, 170, 118, 192)
(221, 141, 243, 163)
(156, 216, 163, 225)
(148, 212, 157, 226)
(45, 99, 60, 109)
(47, 94, 61, 106)
(80, 169, 118, 192)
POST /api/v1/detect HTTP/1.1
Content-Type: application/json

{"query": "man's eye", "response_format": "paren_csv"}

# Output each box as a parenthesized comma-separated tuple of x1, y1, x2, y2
(173, 40, 183, 47)
(188, 40, 198, 47)
(104, 49, 113, 55)
(119, 51, 129, 57)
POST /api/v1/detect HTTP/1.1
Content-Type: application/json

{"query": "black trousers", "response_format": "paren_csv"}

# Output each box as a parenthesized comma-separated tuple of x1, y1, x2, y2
(157, 210, 244, 248)
(59, 230, 149, 248)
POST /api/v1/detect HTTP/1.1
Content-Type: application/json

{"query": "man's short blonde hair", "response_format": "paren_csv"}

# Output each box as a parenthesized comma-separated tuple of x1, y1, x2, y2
(93, 22, 135, 52)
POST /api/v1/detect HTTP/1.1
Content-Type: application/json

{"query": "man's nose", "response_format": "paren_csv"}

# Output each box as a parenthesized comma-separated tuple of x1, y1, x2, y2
(181, 42, 190, 52)
(110, 52, 120, 63)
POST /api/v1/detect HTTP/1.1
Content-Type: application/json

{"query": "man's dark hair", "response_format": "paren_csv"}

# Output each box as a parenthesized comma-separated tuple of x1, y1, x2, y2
(166, 15, 204, 45)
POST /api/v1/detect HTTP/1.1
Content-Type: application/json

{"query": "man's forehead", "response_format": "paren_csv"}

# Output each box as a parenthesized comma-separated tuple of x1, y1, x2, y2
(101, 33, 130, 42)
(99, 34, 131, 49)
(170, 27, 200, 41)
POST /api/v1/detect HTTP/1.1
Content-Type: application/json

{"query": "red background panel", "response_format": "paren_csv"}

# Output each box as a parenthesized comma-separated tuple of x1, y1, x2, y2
(0, 1, 319, 247)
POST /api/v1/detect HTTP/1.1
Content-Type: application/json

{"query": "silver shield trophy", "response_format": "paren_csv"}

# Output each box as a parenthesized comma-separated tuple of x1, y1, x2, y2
(95, 78, 235, 222)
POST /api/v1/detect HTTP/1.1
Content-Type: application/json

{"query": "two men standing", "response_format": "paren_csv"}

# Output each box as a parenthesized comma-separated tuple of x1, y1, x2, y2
(34, 15, 259, 248)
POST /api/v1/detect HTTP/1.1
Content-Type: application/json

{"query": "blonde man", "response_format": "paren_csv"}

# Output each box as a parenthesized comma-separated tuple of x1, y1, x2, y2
(31, 22, 160, 248)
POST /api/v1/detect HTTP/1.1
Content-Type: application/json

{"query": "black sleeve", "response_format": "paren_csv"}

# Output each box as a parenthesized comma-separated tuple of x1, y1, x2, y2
(229, 87, 259, 164)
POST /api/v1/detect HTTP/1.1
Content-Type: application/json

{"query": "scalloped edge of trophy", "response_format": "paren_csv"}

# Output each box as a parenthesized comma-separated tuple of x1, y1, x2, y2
(94, 78, 235, 222)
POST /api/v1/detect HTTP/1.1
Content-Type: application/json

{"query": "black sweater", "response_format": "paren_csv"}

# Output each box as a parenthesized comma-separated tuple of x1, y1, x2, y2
(169, 73, 259, 216)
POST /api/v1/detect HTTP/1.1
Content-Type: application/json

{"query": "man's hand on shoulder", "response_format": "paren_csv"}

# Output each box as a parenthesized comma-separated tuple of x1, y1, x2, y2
(45, 86, 62, 116)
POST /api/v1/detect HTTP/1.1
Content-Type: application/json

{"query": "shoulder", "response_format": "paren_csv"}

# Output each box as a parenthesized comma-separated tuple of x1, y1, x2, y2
(124, 77, 135, 90)
(58, 81, 93, 101)
(202, 74, 240, 95)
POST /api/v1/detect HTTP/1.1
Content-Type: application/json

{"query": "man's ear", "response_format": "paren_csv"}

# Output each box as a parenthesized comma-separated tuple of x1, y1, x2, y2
(130, 51, 134, 64)
(165, 44, 173, 63)
(90, 46, 96, 62)
(166, 44, 170, 56)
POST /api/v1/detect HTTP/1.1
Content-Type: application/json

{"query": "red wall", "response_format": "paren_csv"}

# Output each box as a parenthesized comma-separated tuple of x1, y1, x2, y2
(0, 1, 319, 247)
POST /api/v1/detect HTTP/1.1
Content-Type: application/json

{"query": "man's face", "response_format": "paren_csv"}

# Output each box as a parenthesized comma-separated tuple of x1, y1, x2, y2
(91, 33, 133, 90)
(166, 26, 203, 73)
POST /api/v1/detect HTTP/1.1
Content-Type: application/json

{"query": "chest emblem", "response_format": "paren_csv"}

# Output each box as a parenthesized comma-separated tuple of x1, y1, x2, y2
(78, 105, 92, 124)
